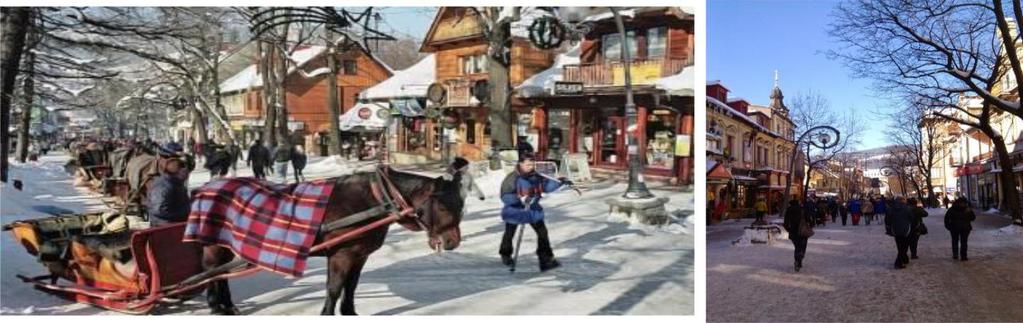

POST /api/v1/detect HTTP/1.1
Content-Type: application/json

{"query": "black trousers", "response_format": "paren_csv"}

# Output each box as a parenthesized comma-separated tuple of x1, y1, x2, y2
(755, 211, 765, 223)
(791, 237, 808, 264)
(951, 230, 970, 259)
(253, 165, 266, 179)
(840, 212, 848, 226)
(500, 221, 554, 262)
(894, 235, 910, 267)
(293, 167, 305, 182)
(908, 233, 920, 257)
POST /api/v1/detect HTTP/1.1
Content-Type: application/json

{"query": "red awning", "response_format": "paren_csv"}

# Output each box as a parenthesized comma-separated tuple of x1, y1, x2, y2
(708, 162, 732, 180)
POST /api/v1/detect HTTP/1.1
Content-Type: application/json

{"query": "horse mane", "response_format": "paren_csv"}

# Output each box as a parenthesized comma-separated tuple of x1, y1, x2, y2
(386, 168, 438, 197)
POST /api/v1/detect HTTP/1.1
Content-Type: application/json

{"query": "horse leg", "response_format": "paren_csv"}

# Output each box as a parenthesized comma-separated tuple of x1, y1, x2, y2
(338, 256, 368, 316)
(320, 254, 352, 315)
(202, 245, 240, 315)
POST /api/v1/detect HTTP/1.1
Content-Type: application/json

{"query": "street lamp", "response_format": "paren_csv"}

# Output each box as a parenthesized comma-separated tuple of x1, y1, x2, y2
(610, 8, 654, 199)
(778, 125, 840, 221)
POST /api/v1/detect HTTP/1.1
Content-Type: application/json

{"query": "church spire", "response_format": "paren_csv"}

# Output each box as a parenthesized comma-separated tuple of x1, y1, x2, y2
(770, 70, 788, 116)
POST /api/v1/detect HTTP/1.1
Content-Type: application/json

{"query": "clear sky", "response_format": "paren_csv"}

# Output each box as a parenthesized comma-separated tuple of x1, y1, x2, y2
(374, 7, 438, 41)
(708, 0, 892, 150)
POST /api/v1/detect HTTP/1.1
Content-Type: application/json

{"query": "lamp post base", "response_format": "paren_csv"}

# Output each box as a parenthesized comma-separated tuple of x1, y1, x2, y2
(607, 196, 670, 225)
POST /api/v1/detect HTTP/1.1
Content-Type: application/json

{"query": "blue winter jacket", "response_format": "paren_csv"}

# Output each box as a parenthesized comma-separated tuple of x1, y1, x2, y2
(874, 200, 887, 214)
(146, 173, 190, 224)
(500, 172, 563, 224)
(847, 200, 861, 213)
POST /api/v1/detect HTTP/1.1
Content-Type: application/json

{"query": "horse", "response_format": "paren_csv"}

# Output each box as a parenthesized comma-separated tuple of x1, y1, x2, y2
(200, 164, 467, 315)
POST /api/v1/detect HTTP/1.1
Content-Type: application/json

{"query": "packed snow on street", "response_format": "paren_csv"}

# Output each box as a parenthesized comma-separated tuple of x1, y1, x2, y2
(1, 153, 693, 315)
(707, 208, 1023, 322)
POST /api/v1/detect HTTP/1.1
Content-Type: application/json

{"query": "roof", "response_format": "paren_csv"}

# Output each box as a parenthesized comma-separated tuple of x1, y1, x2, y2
(339, 101, 390, 131)
(515, 45, 581, 98)
(219, 42, 393, 95)
(654, 66, 694, 96)
(707, 96, 780, 137)
(360, 54, 436, 100)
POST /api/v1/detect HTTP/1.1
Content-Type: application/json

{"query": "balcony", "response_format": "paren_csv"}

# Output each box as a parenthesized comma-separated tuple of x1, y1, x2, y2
(562, 58, 690, 87)
(441, 77, 484, 107)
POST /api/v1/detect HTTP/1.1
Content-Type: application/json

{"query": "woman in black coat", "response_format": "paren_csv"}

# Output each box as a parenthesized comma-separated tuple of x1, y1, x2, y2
(784, 199, 813, 272)
(907, 198, 929, 259)
(945, 198, 976, 261)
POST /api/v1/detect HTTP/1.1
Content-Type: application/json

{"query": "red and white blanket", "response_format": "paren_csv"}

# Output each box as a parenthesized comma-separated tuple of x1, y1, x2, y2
(183, 177, 336, 277)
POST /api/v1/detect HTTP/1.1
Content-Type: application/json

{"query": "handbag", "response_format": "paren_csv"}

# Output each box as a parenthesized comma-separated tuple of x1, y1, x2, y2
(798, 216, 815, 238)
(918, 222, 928, 235)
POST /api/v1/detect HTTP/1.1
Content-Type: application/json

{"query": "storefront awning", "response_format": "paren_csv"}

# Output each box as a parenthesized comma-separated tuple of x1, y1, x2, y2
(708, 160, 732, 180)
(340, 102, 391, 132)
(390, 98, 425, 117)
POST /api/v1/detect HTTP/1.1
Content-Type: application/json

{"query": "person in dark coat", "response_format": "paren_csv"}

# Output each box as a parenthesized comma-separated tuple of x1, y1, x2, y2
(498, 154, 568, 271)
(885, 197, 914, 269)
(291, 145, 307, 182)
(907, 197, 929, 259)
(246, 139, 271, 180)
(945, 198, 976, 261)
(783, 199, 813, 272)
(816, 198, 829, 227)
(515, 136, 534, 159)
(828, 198, 838, 223)
(146, 158, 190, 226)
(838, 198, 848, 226)
(875, 196, 889, 224)
(803, 197, 818, 228)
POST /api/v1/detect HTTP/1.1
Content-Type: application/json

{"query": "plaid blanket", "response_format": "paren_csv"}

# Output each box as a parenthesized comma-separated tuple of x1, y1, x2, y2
(183, 177, 336, 277)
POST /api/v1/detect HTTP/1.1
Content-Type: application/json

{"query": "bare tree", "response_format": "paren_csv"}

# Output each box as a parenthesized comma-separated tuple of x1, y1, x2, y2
(471, 7, 523, 155)
(1, 7, 32, 182)
(885, 101, 952, 206)
(829, 0, 1023, 224)
(788, 91, 863, 204)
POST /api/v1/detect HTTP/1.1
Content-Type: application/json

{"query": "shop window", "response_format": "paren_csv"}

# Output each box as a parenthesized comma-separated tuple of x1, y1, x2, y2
(548, 110, 570, 162)
(645, 110, 677, 170)
(343, 60, 357, 75)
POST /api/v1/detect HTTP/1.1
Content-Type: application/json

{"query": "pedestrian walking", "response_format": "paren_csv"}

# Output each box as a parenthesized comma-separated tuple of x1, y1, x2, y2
(783, 199, 814, 272)
(816, 197, 828, 227)
(498, 154, 571, 272)
(246, 139, 271, 180)
(272, 143, 293, 183)
(863, 197, 875, 225)
(944, 198, 976, 261)
(848, 198, 862, 225)
(943, 195, 951, 209)
(875, 196, 889, 225)
(292, 145, 307, 182)
(838, 198, 848, 226)
(907, 197, 929, 259)
(754, 197, 768, 224)
(885, 197, 914, 269)
(227, 139, 242, 177)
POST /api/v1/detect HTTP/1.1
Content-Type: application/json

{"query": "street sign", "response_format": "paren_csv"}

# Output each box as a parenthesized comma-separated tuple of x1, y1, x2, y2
(554, 82, 584, 95)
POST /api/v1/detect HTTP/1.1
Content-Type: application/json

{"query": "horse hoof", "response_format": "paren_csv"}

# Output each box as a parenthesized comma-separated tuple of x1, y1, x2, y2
(211, 305, 241, 315)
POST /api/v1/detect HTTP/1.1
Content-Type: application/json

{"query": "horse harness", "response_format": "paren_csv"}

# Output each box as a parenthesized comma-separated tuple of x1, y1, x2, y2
(318, 166, 428, 234)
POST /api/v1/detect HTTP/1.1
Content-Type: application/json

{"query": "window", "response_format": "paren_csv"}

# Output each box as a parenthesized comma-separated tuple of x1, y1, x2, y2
(465, 119, 476, 144)
(647, 27, 667, 58)
(602, 30, 637, 62)
(1004, 71, 1018, 92)
(460, 53, 487, 75)
(343, 60, 357, 75)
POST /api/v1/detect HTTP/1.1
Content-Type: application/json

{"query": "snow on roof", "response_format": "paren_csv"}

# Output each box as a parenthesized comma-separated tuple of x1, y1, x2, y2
(510, 8, 555, 39)
(654, 66, 694, 96)
(220, 64, 261, 94)
(361, 54, 435, 100)
(515, 45, 581, 98)
(220, 43, 392, 95)
(726, 97, 746, 103)
(707, 96, 779, 136)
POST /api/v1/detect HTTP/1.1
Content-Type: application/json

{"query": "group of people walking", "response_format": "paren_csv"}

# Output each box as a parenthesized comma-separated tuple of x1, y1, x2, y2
(243, 139, 307, 183)
(782, 194, 977, 272)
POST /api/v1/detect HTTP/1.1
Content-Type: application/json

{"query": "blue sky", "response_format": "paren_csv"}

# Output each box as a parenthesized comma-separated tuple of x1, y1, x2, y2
(374, 7, 438, 41)
(708, 0, 891, 150)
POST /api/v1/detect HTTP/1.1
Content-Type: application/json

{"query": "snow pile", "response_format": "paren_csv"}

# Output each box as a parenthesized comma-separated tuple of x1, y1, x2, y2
(302, 155, 377, 175)
(985, 208, 1001, 214)
(0, 306, 35, 315)
(606, 204, 691, 235)
(361, 54, 435, 100)
(993, 224, 1023, 236)
(469, 166, 513, 199)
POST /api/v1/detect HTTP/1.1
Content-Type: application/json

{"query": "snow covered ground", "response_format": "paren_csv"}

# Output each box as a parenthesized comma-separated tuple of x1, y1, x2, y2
(707, 208, 1023, 322)
(1, 153, 693, 315)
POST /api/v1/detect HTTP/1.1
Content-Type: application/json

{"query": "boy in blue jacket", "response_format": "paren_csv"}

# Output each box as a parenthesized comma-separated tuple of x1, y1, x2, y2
(498, 154, 572, 271)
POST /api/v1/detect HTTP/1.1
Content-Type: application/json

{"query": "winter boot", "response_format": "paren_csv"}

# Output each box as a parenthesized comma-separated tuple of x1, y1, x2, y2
(539, 258, 561, 272)
(501, 254, 515, 267)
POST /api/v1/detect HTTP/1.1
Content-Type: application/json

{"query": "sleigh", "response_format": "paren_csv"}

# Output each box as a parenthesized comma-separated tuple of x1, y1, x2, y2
(4, 170, 422, 314)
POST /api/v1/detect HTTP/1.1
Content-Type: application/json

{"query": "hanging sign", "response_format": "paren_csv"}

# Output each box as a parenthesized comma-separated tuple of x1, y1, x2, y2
(527, 16, 565, 50)
(427, 83, 446, 105)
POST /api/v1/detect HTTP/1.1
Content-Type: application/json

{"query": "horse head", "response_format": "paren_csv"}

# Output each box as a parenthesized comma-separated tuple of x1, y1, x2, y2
(391, 169, 465, 251)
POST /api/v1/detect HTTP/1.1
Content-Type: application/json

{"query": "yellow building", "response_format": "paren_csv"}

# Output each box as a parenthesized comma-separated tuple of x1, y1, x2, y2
(706, 77, 797, 222)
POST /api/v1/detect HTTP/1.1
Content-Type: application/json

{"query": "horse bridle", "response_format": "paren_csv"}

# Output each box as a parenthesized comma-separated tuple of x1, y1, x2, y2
(372, 167, 430, 232)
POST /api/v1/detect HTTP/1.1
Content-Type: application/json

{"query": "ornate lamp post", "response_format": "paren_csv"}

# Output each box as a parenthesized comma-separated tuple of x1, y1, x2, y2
(778, 125, 840, 220)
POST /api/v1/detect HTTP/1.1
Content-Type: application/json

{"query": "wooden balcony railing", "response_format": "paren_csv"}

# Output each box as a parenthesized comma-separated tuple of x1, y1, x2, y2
(562, 58, 690, 87)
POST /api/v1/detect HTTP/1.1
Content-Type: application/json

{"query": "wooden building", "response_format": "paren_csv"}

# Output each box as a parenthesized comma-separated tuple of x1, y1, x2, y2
(219, 43, 392, 154)
(516, 7, 695, 185)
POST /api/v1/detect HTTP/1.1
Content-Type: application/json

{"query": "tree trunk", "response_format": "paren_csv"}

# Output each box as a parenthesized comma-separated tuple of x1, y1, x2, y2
(0, 7, 31, 182)
(275, 44, 289, 146)
(260, 42, 277, 146)
(990, 133, 1022, 223)
(486, 22, 514, 152)
(325, 36, 342, 156)
(16, 44, 34, 163)
(192, 99, 208, 144)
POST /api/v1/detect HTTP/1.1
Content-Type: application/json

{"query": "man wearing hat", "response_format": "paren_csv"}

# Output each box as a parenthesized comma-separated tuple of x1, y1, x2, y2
(148, 143, 191, 226)
(498, 153, 573, 271)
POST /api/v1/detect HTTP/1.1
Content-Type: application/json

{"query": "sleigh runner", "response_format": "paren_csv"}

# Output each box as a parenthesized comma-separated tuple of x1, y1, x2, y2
(4, 165, 460, 314)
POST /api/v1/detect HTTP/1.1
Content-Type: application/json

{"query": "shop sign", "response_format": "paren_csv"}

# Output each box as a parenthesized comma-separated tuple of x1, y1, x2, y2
(613, 64, 662, 86)
(675, 134, 691, 157)
(554, 82, 584, 95)
(561, 153, 592, 183)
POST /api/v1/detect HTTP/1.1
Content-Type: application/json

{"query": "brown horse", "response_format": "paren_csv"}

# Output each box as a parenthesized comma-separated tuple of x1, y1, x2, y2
(200, 165, 466, 315)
